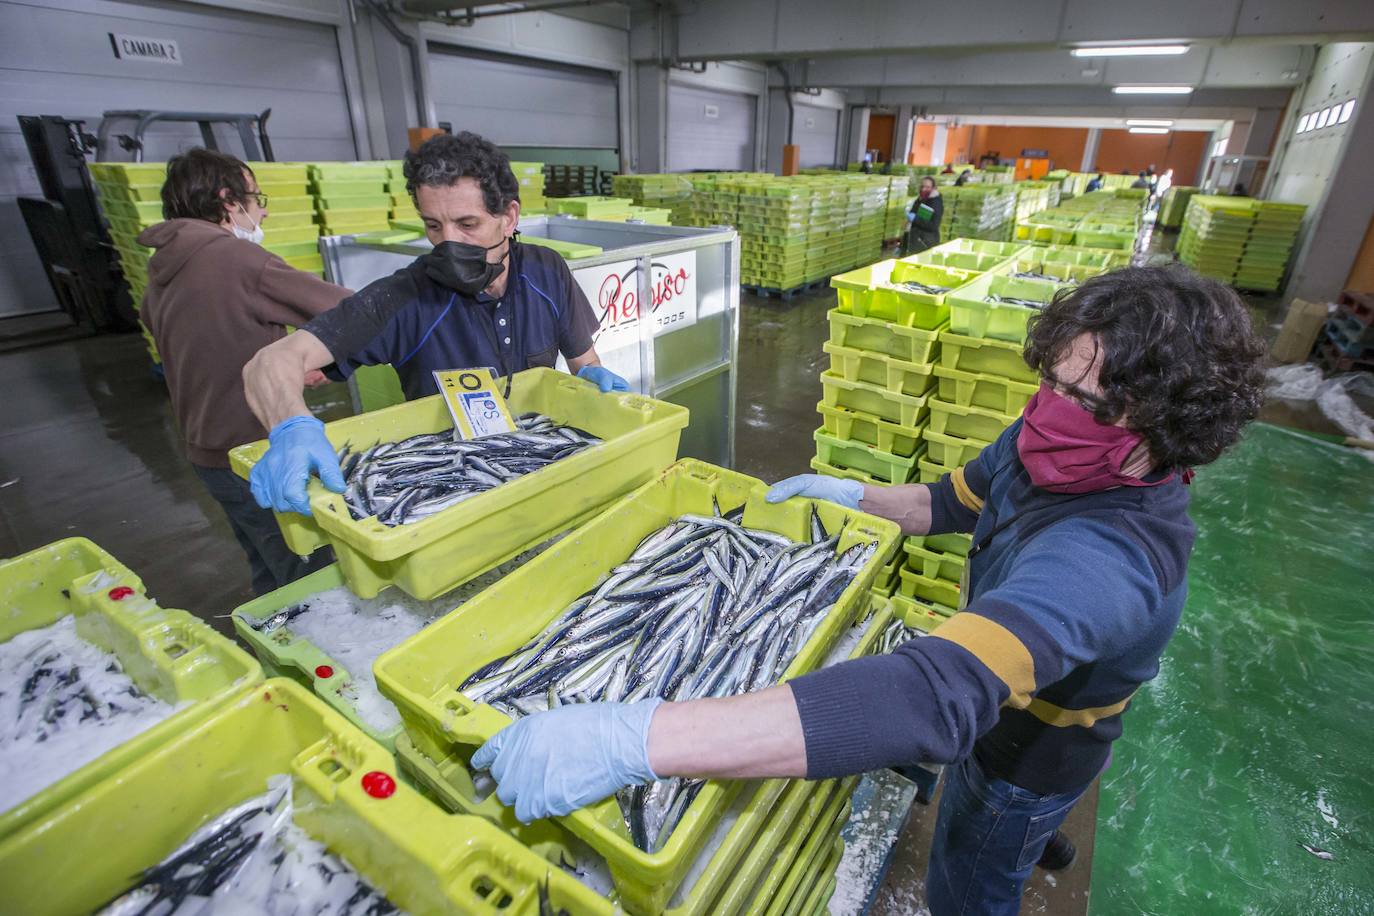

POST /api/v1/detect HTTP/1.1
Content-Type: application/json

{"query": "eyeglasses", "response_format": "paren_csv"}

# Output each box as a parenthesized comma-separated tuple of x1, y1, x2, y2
(247, 192, 268, 208)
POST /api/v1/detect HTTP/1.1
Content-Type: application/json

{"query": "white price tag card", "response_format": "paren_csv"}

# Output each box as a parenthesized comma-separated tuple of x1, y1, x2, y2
(433, 369, 516, 439)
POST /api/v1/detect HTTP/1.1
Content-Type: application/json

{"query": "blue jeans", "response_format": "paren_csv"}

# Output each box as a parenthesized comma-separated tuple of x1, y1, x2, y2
(925, 755, 1090, 916)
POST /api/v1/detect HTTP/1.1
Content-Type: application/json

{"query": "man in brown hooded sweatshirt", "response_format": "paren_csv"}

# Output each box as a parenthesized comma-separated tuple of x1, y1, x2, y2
(138, 148, 348, 595)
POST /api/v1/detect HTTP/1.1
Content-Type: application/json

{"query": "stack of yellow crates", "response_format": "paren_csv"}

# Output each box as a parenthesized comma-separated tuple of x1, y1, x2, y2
(509, 161, 547, 212)
(309, 162, 392, 253)
(253, 162, 322, 276)
(87, 162, 165, 364)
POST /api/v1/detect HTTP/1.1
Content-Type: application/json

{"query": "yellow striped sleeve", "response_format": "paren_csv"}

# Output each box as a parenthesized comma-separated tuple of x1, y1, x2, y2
(951, 466, 984, 513)
(1026, 692, 1137, 728)
(930, 613, 1036, 708)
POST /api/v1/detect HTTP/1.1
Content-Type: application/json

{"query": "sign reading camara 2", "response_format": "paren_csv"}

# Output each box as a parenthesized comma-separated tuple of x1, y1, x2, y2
(109, 33, 183, 64)
(577, 251, 699, 351)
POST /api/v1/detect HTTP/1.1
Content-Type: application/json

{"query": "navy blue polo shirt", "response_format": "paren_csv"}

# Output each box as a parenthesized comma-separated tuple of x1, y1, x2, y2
(304, 240, 600, 400)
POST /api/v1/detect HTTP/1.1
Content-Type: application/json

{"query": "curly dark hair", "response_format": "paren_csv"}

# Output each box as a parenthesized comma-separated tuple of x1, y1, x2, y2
(402, 131, 519, 214)
(1023, 263, 1267, 469)
(162, 148, 254, 222)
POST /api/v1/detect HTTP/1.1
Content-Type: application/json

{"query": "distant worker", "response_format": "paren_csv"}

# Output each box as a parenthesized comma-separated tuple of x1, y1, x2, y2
(906, 176, 944, 255)
(1131, 170, 1151, 189)
(139, 148, 348, 595)
(941, 163, 956, 174)
(954, 169, 973, 187)
(1085, 173, 1105, 193)
(242, 132, 626, 518)
(1232, 183, 1249, 197)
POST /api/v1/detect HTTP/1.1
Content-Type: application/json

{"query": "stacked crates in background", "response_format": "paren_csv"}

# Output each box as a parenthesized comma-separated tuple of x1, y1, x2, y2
(309, 162, 391, 265)
(544, 164, 598, 198)
(940, 185, 1017, 242)
(509, 161, 546, 213)
(1236, 201, 1306, 292)
(87, 162, 166, 363)
(885, 173, 915, 241)
(1176, 196, 1255, 287)
(252, 162, 321, 275)
(1315, 290, 1374, 373)
(611, 173, 694, 214)
(1156, 185, 1198, 229)
(1011, 182, 1054, 227)
(737, 179, 815, 291)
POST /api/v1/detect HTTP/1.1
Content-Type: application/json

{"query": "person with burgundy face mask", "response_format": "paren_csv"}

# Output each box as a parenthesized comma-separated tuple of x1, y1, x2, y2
(241, 132, 625, 516)
(467, 265, 1266, 916)
(906, 176, 944, 255)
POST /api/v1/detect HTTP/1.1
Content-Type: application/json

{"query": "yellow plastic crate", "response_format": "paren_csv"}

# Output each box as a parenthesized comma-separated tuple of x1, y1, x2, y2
(0, 680, 609, 915)
(923, 427, 993, 469)
(0, 539, 260, 840)
(230, 367, 688, 599)
(927, 397, 1019, 442)
(373, 459, 900, 914)
(933, 365, 1038, 415)
(826, 310, 946, 363)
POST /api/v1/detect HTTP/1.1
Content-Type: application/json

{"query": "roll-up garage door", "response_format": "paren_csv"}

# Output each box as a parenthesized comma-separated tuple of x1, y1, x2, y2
(427, 47, 618, 149)
(0, 0, 356, 316)
(793, 102, 840, 169)
(666, 85, 756, 172)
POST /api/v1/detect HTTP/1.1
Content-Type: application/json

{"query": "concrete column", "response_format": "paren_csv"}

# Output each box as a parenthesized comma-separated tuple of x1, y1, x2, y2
(931, 125, 948, 166)
(1287, 62, 1374, 301)
(894, 106, 915, 164)
(1080, 128, 1101, 172)
(1242, 108, 1284, 157)
(631, 62, 669, 173)
(847, 107, 871, 165)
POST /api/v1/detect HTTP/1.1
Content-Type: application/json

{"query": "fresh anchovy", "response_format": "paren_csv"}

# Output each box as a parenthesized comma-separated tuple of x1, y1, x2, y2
(986, 294, 1046, 308)
(98, 776, 398, 915)
(900, 280, 952, 294)
(244, 600, 315, 633)
(1011, 270, 1075, 284)
(878, 617, 924, 654)
(336, 413, 601, 527)
(462, 511, 878, 852)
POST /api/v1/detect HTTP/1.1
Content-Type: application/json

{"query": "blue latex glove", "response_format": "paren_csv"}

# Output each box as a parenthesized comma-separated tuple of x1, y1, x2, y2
(765, 474, 864, 509)
(471, 698, 662, 823)
(576, 365, 630, 393)
(248, 415, 345, 515)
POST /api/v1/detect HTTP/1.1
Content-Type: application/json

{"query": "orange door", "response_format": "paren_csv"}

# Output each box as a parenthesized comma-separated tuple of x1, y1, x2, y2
(867, 114, 896, 162)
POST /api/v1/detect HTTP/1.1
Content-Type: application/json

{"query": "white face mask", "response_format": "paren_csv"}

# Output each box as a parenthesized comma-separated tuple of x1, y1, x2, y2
(230, 206, 264, 245)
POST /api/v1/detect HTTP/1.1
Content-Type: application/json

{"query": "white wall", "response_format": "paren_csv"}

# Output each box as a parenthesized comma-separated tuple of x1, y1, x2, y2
(1268, 43, 1372, 209)
(1267, 42, 1374, 300)
(631, 61, 770, 174)
(764, 88, 845, 173)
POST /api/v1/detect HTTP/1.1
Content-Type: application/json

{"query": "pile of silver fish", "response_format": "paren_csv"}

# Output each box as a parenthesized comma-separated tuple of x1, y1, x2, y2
(899, 280, 952, 295)
(986, 293, 1047, 308)
(877, 616, 923, 654)
(338, 413, 601, 527)
(463, 504, 877, 852)
(1010, 269, 1075, 284)
(100, 777, 399, 916)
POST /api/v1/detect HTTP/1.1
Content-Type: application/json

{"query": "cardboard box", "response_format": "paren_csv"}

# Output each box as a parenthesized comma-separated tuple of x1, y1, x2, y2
(1271, 298, 1330, 364)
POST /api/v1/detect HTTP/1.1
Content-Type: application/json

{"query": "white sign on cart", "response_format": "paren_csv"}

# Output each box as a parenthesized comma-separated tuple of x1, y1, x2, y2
(568, 250, 699, 392)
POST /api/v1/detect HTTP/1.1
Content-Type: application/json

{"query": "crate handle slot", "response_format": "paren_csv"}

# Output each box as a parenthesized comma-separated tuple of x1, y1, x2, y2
(162, 640, 188, 660)
(470, 874, 514, 909)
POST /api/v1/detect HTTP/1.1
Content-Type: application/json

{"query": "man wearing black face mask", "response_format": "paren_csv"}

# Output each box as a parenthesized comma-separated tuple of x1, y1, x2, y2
(241, 132, 624, 515)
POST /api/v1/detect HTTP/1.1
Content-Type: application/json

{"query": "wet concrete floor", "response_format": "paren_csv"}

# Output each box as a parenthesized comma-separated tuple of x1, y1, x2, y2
(0, 237, 1349, 914)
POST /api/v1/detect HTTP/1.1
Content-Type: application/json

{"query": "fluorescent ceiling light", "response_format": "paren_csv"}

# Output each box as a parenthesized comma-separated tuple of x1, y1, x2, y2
(1339, 99, 1355, 123)
(1125, 119, 1175, 127)
(1113, 85, 1194, 95)
(1072, 45, 1188, 57)
(1129, 127, 1170, 134)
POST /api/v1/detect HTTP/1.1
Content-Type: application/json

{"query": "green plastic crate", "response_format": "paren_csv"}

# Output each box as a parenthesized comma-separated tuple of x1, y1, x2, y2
(816, 401, 924, 458)
(889, 593, 957, 632)
(898, 567, 962, 607)
(923, 427, 992, 469)
(373, 459, 900, 916)
(933, 365, 1038, 415)
(813, 429, 922, 484)
(309, 161, 390, 181)
(904, 539, 966, 583)
(830, 261, 956, 327)
(230, 368, 688, 600)
(519, 235, 605, 260)
(0, 539, 261, 840)
(927, 397, 1019, 442)
(937, 330, 1036, 381)
(823, 342, 937, 398)
(0, 679, 609, 916)
(908, 532, 972, 556)
(943, 274, 1061, 344)
(820, 371, 932, 427)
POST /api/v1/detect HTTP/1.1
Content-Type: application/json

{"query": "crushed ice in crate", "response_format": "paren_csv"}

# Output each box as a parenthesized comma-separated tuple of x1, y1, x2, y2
(0, 615, 178, 814)
(247, 541, 560, 735)
(99, 775, 401, 915)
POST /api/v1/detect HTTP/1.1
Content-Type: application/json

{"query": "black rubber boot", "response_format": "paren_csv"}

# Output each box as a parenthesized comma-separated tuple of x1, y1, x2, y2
(1037, 830, 1077, 870)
